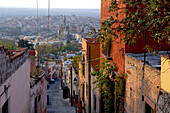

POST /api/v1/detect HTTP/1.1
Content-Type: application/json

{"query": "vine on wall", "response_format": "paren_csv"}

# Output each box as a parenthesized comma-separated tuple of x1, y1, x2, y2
(91, 59, 126, 113)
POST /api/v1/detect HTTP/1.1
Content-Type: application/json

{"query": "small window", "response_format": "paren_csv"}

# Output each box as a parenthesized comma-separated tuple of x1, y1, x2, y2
(83, 54, 85, 61)
(142, 95, 144, 101)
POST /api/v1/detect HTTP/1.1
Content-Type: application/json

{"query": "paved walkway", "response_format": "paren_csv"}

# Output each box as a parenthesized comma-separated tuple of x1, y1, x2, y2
(47, 66, 75, 113)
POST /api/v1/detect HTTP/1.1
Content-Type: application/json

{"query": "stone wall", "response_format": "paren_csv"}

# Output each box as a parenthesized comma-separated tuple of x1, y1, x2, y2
(157, 90, 170, 113)
(125, 54, 161, 113)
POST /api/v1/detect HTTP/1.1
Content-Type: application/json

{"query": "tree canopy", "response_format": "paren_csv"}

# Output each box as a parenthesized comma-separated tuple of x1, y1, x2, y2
(59, 43, 81, 52)
(18, 39, 34, 50)
(0, 39, 17, 50)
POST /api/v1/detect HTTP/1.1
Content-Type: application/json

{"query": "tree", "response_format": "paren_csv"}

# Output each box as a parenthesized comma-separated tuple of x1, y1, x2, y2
(18, 39, 34, 50)
(59, 43, 81, 52)
(0, 39, 17, 50)
(36, 44, 59, 59)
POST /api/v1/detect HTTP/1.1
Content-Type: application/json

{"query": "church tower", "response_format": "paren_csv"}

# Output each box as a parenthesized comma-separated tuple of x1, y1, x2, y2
(63, 16, 66, 29)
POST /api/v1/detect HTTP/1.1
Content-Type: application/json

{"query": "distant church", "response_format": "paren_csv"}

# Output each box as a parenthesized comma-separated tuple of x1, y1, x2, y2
(58, 16, 70, 40)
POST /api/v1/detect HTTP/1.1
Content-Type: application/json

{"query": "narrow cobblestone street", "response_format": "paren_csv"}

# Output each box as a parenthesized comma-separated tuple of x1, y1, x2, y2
(47, 65, 75, 113)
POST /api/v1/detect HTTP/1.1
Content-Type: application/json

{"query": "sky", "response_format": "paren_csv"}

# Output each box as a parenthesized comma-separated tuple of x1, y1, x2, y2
(0, 0, 101, 9)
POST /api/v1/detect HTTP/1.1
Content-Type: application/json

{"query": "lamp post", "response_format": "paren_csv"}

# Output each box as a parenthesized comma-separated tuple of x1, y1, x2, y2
(74, 78, 77, 85)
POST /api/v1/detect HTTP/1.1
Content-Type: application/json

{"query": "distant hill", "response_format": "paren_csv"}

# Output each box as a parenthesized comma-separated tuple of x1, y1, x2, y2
(0, 8, 100, 17)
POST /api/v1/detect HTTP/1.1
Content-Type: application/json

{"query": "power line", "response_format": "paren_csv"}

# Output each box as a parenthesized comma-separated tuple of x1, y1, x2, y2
(36, 0, 39, 35)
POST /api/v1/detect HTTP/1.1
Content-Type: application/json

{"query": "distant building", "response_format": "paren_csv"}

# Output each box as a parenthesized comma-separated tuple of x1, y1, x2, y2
(67, 64, 79, 106)
(75, 34, 82, 41)
(66, 54, 76, 58)
(0, 46, 30, 113)
(47, 62, 57, 80)
(58, 16, 70, 40)
(78, 38, 100, 113)
(30, 72, 47, 113)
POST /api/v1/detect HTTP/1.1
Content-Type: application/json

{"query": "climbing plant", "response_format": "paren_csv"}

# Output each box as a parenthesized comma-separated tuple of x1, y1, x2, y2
(91, 59, 126, 113)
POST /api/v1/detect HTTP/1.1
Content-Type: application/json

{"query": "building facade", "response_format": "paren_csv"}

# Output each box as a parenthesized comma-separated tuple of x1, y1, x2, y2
(30, 73, 47, 113)
(0, 46, 30, 113)
(78, 38, 100, 113)
(124, 54, 161, 113)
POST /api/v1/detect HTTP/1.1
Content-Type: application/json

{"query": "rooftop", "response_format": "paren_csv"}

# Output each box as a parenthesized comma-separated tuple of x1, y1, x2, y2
(83, 38, 99, 43)
(0, 46, 28, 62)
(126, 51, 170, 70)
(8, 48, 28, 61)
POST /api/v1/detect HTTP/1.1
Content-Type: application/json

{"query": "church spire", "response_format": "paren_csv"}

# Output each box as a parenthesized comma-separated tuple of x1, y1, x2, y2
(63, 15, 66, 29)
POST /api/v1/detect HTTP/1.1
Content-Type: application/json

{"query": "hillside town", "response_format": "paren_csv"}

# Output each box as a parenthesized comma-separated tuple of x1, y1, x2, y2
(0, 15, 100, 38)
(0, 0, 170, 113)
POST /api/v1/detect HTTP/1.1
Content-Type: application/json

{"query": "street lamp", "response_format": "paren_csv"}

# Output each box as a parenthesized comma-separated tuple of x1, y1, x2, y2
(74, 77, 77, 85)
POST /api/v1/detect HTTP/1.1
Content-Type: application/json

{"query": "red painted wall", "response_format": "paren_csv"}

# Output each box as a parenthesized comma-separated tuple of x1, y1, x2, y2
(100, 0, 170, 73)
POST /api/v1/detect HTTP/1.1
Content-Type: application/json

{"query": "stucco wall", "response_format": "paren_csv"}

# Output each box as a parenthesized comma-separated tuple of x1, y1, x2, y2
(161, 56, 170, 93)
(0, 58, 30, 113)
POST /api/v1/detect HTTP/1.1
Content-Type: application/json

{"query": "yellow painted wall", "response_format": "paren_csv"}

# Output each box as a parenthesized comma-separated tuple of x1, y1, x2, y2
(161, 56, 170, 93)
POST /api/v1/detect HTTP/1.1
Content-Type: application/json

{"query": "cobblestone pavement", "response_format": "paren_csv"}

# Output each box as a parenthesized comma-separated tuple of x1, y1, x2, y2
(47, 66, 75, 113)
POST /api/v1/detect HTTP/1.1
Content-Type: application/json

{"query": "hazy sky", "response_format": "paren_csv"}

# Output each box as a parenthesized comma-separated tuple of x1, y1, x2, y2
(0, 0, 101, 9)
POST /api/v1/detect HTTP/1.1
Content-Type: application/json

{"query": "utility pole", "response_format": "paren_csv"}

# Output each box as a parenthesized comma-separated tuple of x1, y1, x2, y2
(88, 46, 91, 113)
(48, 0, 50, 39)
(36, 0, 39, 36)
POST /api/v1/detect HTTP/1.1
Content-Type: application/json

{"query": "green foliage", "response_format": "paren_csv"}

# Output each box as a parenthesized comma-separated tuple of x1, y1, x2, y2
(31, 67, 42, 77)
(64, 57, 68, 61)
(0, 39, 17, 50)
(14, 37, 20, 40)
(91, 59, 115, 113)
(18, 39, 34, 50)
(91, 59, 126, 113)
(72, 55, 81, 68)
(90, 0, 169, 51)
(114, 74, 126, 112)
(59, 43, 81, 52)
(36, 44, 58, 57)
(66, 40, 70, 44)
